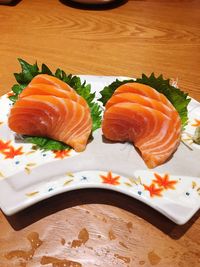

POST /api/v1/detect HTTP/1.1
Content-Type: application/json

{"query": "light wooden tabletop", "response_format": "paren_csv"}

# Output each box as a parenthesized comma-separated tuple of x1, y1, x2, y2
(0, 0, 200, 266)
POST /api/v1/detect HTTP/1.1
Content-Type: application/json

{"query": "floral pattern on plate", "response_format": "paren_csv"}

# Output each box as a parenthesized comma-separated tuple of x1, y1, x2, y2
(0, 75, 199, 225)
(23, 169, 200, 225)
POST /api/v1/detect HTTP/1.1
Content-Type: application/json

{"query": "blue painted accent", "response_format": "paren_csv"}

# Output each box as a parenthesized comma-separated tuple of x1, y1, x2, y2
(15, 161, 20, 165)
(81, 176, 88, 181)
(42, 154, 47, 157)
(48, 187, 53, 192)
(138, 191, 142, 195)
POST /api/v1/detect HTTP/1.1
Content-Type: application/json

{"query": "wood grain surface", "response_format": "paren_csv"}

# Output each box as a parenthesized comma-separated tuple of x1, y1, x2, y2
(0, 0, 200, 266)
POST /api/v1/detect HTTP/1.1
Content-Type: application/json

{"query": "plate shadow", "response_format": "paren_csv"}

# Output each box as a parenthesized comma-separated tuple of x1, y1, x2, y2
(4, 188, 200, 239)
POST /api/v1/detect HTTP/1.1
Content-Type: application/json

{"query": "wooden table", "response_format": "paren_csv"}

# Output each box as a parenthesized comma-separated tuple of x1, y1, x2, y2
(0, 0, 200, 266)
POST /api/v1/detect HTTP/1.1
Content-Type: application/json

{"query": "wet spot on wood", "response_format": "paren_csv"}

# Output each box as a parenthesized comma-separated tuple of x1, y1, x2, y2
(40, 256, 82, 266)
(97, 235, 101, 239)
(127, 222, 133, 232)
(114, 254, 131, 263)
(71, 239, 83, 248)
(119, 241, 128, 249)
(148, 250, 161, 265)
(108, 230, 116, 240)
(71, 228, 89, 248)
(78, 228, 89, 243)
(87, 246, 94, 250)
(61, 238, 66, 245)
(102, 217, 107, 223)
(19, 262, 27, 267)
(139, 260, 145, 265)
(5, 232, 42, 261)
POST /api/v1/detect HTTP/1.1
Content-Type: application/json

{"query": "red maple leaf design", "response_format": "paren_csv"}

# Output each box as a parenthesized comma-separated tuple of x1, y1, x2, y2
(192, 119, 200, 127)
(0, 140, 11, 152)
(53, 149, 71, 159)
(143, 183, 163, 197)
(153, 173, 177, 190)
(2, 146, 24, 159)
(100, 171, 121, 186)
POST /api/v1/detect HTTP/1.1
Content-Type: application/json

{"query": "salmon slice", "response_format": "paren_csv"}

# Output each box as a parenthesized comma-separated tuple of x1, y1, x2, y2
(19, 83, 88, 108)
(30, 74, 74, 92)
(102, 83, 181, 168)
(113, 83, 171, 107)
(106, 93, 173, 116)
(8, 74, 92, 152)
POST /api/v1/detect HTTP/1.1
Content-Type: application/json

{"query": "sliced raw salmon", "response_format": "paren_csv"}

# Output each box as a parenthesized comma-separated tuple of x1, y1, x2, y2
(102, 83, 181, 168)
(30, 74, 74, 92)
(8, 75, 92, 152)
(19, 84, 88, 108)
(113, 83, 171, 107)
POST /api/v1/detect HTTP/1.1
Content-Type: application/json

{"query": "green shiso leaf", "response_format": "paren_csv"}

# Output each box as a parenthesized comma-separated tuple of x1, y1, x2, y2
(14, 58, 39, 84)
(98, 73, 190, 128)
(41, 63, 53, 75)
(10, 59, 102, 150)
(25, 136, 70, 151)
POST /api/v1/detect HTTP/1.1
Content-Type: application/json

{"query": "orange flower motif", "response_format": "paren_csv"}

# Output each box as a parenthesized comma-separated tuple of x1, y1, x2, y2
(192, 119, 200, 127)
(53, 149, 71, 159)
(2, 146, 24, 159)
(0, 140, 11, 151)
(143, 183, 163, 197)
(153, 173, 177, 190)
(100, 171, 120, 185)
(7, 91, 15, 97)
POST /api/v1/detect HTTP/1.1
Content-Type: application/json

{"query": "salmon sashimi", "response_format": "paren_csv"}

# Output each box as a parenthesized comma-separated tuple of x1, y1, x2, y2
(30, 74, 74, 92)
(8, 75, 92, 152)
(102, 83, 181, 168)
(113, 83, 171, 107)
(19, 84, 88, 108)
